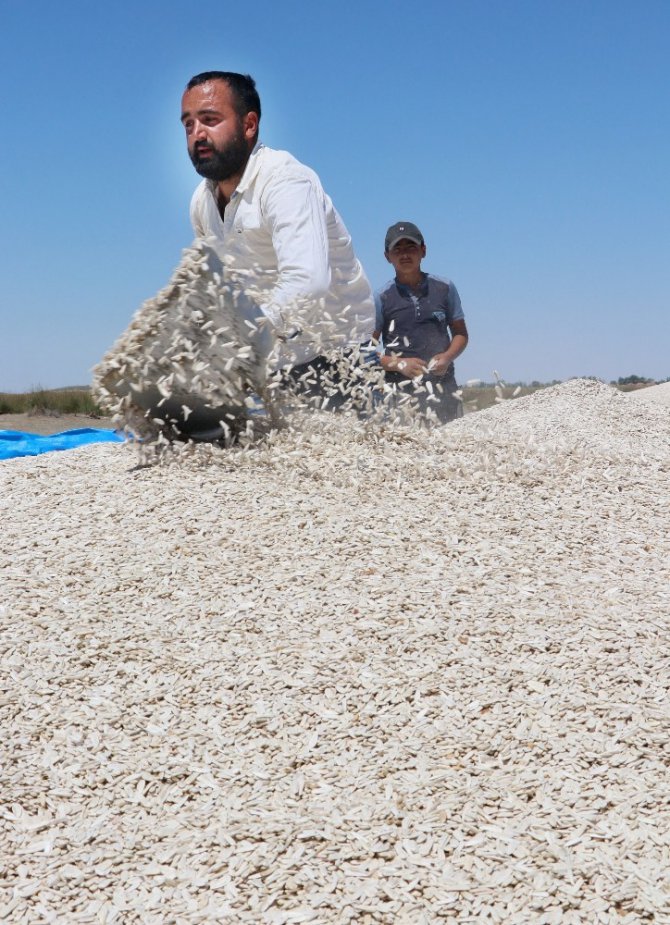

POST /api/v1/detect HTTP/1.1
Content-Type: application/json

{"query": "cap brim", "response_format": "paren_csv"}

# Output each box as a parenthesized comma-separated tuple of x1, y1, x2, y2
(386, 235, 423, 251)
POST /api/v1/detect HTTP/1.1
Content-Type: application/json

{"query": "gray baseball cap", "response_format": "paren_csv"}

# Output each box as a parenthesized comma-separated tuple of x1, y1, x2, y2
(385, 221, 424, 251)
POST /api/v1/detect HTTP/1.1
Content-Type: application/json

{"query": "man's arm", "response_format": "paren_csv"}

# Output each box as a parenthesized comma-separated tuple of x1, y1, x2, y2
(260, 175, 331, 335)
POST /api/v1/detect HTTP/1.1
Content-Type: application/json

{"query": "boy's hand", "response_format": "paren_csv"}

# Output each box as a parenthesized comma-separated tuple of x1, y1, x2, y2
(382, 355, 427, 378)
(427, 352, 453, 377)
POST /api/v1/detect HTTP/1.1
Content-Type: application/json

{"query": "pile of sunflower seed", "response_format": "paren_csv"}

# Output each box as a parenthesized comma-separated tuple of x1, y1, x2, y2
(2, 377, 669, 924)
(90, 237, 456, 460)
(92, 239, 279, 448)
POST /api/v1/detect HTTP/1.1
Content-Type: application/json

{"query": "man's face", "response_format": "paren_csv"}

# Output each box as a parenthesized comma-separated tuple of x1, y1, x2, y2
(181, 80, 257, 182)
(385, 239, 426, 277)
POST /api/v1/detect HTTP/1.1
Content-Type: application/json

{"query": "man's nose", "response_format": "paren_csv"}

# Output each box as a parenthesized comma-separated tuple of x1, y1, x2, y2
(192, 119, 208, 141)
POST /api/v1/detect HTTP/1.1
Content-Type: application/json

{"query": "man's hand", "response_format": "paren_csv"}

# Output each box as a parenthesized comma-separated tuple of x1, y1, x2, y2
(381, 355, 427, 378)
(427, 352, 454, 377)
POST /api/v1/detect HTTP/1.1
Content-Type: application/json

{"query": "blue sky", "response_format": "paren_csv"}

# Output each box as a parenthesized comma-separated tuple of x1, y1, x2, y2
(1, 0, 668, 391)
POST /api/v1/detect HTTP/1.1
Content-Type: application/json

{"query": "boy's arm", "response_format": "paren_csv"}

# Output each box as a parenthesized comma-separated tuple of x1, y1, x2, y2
(428, 319, 469, 376)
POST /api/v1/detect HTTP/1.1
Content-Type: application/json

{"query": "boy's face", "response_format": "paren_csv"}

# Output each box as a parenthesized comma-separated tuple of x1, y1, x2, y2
(385, 238, 426, 277)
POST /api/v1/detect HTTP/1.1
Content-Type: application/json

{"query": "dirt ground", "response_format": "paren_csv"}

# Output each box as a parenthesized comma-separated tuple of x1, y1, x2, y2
(0, 413, 115, 436)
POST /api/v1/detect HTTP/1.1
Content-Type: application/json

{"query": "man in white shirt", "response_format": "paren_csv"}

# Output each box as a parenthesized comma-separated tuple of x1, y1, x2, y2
(181, 70, 376, 409)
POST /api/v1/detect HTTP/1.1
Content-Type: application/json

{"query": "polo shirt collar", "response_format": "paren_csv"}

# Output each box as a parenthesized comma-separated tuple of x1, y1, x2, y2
(396, 272, 429, 296)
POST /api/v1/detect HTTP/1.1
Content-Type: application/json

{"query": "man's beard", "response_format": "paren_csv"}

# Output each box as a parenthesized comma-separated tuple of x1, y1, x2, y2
(190, 131, 249, 182)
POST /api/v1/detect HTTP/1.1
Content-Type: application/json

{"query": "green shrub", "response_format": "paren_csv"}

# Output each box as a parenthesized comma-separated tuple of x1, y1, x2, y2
(0, 388, 104, 416)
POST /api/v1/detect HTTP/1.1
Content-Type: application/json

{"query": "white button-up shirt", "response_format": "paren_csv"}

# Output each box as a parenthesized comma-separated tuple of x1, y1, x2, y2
(189, 143, 375, 367)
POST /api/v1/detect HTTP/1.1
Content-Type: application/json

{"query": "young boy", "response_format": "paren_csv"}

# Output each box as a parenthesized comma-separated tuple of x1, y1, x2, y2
(374, 221, 469, 423)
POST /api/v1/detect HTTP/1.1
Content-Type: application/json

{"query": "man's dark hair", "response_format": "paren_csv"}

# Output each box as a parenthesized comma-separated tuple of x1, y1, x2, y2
(186, 71, 261, 125)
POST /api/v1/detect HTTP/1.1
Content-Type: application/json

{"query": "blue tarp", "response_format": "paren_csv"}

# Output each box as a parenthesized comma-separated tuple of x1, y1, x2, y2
(0, 428, 125, 461)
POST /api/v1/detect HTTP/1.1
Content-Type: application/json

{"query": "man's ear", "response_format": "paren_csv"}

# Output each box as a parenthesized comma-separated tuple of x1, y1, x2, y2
(421, 244, 427, 258)
(243, 111, 259, 141)
(384, 250, 392, 264)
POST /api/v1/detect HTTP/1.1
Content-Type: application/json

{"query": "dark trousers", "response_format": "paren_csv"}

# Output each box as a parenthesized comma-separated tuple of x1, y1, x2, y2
(383, 370, 463, 423)
(279, 354, 351, 411)
(279, 350, 382, 414)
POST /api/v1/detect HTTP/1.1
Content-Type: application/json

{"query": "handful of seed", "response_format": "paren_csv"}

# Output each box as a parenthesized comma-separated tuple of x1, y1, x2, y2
(92, 239, 275, 444)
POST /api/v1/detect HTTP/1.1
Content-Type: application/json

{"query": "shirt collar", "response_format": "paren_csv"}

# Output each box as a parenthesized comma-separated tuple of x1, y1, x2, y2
(234, 141, 264, 194)
(396, 272, 428, 296)
(206, 141, 265, 199)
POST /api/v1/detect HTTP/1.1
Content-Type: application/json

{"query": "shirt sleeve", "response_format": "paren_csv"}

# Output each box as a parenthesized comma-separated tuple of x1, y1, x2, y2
(259, 173, 331, 331)
(447, 282, 464, 323)
(373, 290, 384, 334)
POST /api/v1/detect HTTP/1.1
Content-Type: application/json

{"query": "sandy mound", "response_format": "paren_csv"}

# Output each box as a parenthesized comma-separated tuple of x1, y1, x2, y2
(626, 381, 670, 406)
(1, 378, 669, 923)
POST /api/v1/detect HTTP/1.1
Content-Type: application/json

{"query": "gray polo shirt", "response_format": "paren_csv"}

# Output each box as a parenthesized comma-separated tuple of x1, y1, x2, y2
(374, 273, 464, 363)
